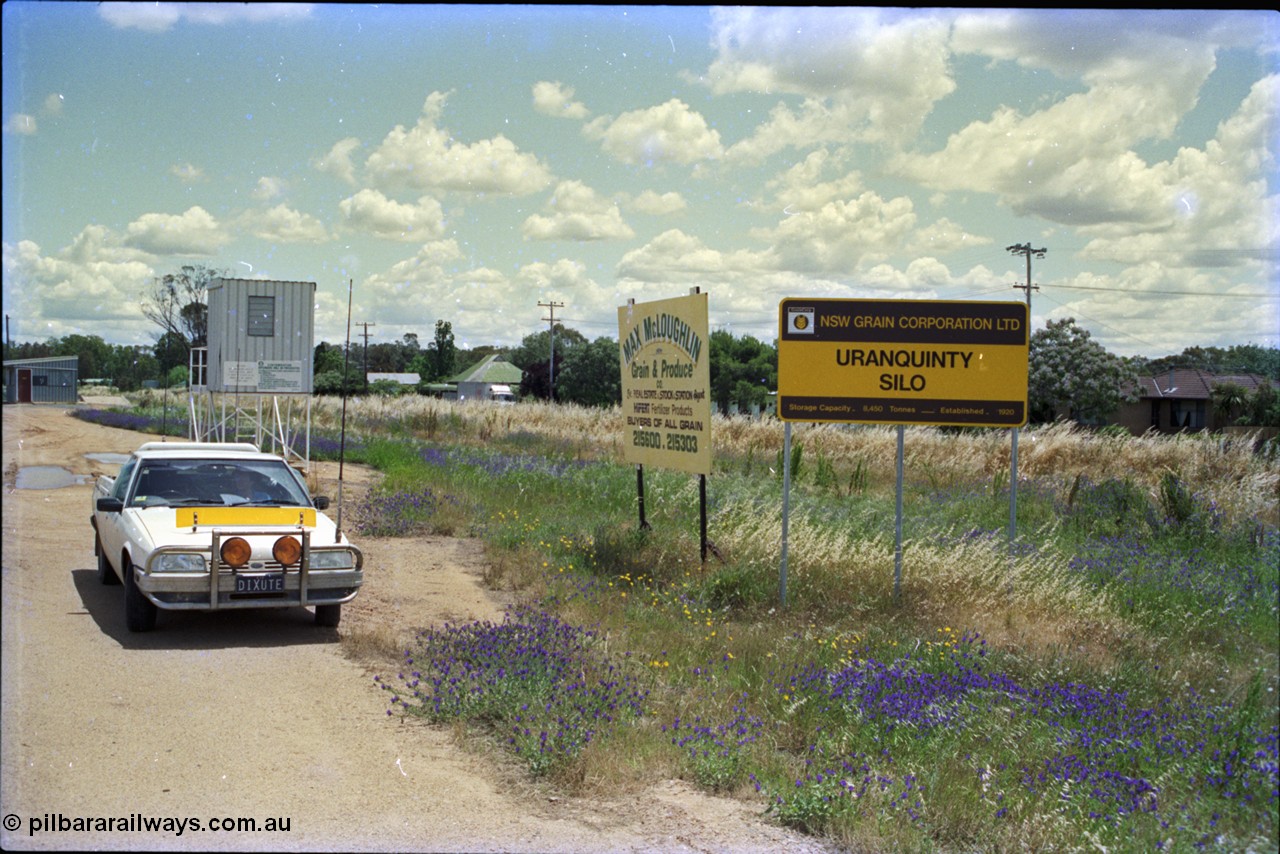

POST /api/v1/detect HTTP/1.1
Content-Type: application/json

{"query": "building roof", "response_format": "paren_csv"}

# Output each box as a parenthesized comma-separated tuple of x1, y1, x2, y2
(366, 372, 420, 385)
(1135, 369, 1273, 401)
(449, 355, 523, 384)
(3, 356, 80, 368)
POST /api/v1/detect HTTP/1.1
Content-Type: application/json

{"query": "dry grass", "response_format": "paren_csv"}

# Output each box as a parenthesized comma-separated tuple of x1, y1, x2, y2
(340, 619, 405, 666)
(706, 493, 1140, 664)
(313, 396, 1276, 527)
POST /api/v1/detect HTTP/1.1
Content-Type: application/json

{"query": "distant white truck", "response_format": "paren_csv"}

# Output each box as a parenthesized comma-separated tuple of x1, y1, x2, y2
(90, 441, 363, 632)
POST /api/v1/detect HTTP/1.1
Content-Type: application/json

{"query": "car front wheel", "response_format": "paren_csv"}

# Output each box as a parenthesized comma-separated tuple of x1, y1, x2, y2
(96, 536, 120, 585)
(314, 603, 341, 627)
(124, 563, 157, 632)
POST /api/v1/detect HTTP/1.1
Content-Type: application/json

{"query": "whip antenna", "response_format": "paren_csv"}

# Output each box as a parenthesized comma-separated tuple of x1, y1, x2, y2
(335, 278, 353, 541)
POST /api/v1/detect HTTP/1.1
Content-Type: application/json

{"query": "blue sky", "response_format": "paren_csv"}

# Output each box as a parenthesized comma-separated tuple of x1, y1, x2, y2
(3, 5, 1277, 359)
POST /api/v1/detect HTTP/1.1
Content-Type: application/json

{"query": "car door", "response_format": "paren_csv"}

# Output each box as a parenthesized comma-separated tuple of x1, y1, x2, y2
(96, 457, 137, 573)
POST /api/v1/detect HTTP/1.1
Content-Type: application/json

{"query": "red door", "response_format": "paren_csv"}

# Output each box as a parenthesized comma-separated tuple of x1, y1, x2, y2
(17, 369, 32, 403)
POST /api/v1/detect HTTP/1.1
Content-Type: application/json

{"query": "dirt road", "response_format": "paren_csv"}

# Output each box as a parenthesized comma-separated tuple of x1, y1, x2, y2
(1, 404, 837, 853)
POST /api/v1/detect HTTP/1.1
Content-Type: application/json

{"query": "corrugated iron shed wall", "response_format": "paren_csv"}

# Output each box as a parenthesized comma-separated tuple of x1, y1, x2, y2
(2, 356, 79, 403)
(206, 279, 315, 393)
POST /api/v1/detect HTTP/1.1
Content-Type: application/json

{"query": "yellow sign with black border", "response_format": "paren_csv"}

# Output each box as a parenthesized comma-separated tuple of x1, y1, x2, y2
(778, 298, 1029, 427)
(618, 293, 712, 475)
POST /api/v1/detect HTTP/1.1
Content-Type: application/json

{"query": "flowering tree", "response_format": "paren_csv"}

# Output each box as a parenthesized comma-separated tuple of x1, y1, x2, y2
(1028, 318, 1138, 423)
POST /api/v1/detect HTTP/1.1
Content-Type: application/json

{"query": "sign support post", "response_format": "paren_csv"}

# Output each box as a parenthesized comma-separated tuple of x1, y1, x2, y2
(777, 298, 1029, 604)
(618, 292, 712, 559)
(894, 424, 905, 601)
(699, 474, 708, 564)
(636, 465, 650, 531)
(1010, 428, 1019, 545)
(780, 421, 792, 607)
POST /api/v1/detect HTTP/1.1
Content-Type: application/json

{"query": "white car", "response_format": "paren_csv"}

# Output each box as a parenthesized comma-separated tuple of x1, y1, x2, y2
(91, 441, 363, 632)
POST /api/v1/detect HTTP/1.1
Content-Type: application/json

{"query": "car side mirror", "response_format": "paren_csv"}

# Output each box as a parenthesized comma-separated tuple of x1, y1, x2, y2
(96, 497, 124, 513)
(312, 496, 330, 510)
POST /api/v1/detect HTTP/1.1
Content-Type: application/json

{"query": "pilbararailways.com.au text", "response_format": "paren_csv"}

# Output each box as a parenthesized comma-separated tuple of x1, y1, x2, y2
(7, 812, 292, 837)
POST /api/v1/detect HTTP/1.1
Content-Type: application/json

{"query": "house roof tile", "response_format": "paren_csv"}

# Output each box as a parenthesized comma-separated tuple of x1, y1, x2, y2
(1135, 369, 1272, 400)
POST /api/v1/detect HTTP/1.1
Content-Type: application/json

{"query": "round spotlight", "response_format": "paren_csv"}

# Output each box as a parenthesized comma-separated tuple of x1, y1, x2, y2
(272, 536, 302, 567)
(220, 537, 252, 568)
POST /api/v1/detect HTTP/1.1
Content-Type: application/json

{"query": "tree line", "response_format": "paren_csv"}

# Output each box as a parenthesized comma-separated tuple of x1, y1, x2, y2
(4, 263, 1276, 424)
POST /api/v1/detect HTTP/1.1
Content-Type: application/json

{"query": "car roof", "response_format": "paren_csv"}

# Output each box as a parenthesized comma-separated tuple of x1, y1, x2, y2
(131, 441, 282, 462)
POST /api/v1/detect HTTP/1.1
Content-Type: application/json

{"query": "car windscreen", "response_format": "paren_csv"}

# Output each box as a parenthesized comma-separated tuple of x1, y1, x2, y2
(128, 458, 312, 508)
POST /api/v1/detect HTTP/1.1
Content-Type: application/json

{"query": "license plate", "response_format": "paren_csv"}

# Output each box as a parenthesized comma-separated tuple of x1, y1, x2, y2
(235, 573, 285, 594)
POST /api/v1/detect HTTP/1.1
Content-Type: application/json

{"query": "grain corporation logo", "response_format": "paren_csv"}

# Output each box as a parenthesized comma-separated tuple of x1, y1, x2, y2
(787, 307, 815, 335)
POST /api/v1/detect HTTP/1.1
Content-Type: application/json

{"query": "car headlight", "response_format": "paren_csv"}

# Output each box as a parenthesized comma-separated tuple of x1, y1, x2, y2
(153, 553, 207, 573)
(309, 549, 355, 570)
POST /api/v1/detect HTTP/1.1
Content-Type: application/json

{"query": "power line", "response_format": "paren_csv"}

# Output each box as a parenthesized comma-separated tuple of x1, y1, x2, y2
(1034, 289, 1167, 353)
(538, 300, 564, 400)
(1051, 283, 1275, 299)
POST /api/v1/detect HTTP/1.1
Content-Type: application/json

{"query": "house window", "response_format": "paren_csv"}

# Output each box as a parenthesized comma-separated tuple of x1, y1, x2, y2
(247, 296, 275, 337)
(1150, 400, 1160, 429)
(1170, 400, 1206, 430)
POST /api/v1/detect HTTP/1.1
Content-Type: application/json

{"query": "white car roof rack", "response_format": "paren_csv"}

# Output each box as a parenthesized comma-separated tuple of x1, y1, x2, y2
(136, 441, 261, 453)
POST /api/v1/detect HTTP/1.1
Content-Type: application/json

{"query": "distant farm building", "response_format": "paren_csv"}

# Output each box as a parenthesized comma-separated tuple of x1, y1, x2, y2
(451, 355, 522, 402)
(3, 356, 78, 404)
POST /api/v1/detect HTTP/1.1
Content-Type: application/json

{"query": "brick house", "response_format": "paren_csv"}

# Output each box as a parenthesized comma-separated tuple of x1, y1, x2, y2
(1112, 369, 1274, 435)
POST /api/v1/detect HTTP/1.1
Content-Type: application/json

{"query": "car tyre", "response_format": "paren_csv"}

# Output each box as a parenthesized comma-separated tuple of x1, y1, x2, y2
(124, 563, 157, 632)
(314, 603, 341, 627)
(96, 536, 120, 585)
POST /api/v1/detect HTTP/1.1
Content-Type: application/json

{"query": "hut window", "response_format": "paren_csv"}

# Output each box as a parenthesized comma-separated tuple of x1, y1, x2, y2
(247, 296, 275, 337)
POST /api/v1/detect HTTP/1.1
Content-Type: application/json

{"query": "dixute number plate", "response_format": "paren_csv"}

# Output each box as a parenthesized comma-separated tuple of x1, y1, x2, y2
(235, 573, 285, 594)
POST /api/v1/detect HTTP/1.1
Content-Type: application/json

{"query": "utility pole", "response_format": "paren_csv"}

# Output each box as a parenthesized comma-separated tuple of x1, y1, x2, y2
(1004, 242, 1045, 546)
(356, 321, 376, 392)
(538, 300, 564, 401)
(1006, 243, 1045, 312)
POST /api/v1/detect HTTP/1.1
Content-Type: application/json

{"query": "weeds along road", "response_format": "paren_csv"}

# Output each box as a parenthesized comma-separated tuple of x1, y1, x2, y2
(1, 404, 837, 854)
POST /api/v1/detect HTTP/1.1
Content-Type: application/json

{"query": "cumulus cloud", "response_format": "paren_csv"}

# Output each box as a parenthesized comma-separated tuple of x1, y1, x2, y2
(1039, 265, 1274, 357)
(951, 9, 1229, 90)
(616, 229, 769, 283)
(170, 163, 206, 183)
(2, 233, 158, 342)
(240, 205, 328, 244)
(764, 149, 863, 213)
(313, 137, 362, 186)
(365, 92, 552, 196)
(752, 191, 918, 273)
(3, 114, 36, 135)
(355, 241, 528, 345)
(252, 176, 286, 201)
(532, 81, 589, 119)
(98, 2, 313, 34)
(583, 99, 724, 167)
(890, 9, 1262, 251)
(515, 259, 617, 318)
(627, 190, 687, 216)
(704, 8, 956, 158)
(521, 181, 634, 241)
(123, 206, 230, 256)
(1127, 73, 1280, 268)
(908, 219, 993, 256)
(338, 189, 445, 241)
